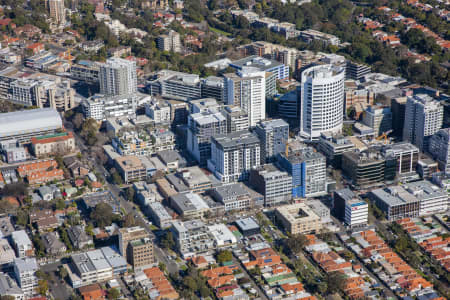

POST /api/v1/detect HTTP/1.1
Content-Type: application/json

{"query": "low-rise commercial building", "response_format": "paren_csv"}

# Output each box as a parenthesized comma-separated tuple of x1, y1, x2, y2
(275, 203, 323, 235)
(115, 156, 147, 184)
(148, 202, 172, 229)
(235, 217, 260, 236)
(317, 132, 355, 168)
(31, 131, 76, 158)
(210, 183, 253, 211)
(369, 186, 420, 221)
(169, 192, 210, 220)
(333, 188, 368, 227)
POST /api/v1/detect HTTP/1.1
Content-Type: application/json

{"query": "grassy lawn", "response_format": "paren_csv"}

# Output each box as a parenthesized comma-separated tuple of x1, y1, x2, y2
(209, 26, 232, 36)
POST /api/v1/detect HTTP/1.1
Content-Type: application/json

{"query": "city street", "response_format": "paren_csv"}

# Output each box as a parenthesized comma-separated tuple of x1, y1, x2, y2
(70, 126, 180, 275)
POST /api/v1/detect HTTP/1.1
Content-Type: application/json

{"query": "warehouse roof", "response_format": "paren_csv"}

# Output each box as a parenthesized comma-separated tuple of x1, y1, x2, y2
(0, 108, 62, 138)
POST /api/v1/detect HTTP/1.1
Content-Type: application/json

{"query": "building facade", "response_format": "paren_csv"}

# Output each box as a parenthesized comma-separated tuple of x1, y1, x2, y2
(300, 65, 345, 140)
(249, 164, 292, 206)
(99, 58, 137, 96)
(255, 119, 289, 163)
(429, 128, 450, 174)
(277, 147, 327, 198)
(187, 109, 227, 166)
(224, 68, 266, 127)
(403, 94, 443, 151)
(208, 130, 261, 183)
(275, 203, 323, 235)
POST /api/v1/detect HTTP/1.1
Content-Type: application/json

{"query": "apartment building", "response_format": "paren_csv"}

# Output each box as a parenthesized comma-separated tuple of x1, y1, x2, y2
(187, 108, 227, 166)
(118, 227, 152, 262)
(148, 202, 172, 229)
(208, 130, 261, 183)
(10, 78, 75, 112)
(171, 220, 214, 258)
(277, 147, 327, 198)
(156, 30, 181, 53)
(362, 106, 392, 136)
(255, 119, 289, 163)
(11, 231, 33, 258)
(127, 238, 155, 270)
(70, 60, 100, 83)
(403, 94, 443, 151)
(13, 257, 38, 297)
(429, 128, 450, 174)
(249, 164, 292, 207)
(275, 203, 323, 235)
(221, 105, 249, 133)
(224, 68, 266, 127)
(17, 159, 64, 184)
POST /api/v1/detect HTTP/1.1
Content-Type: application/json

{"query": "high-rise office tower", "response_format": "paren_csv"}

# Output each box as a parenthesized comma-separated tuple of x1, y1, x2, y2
(255, 119, 289, 163)
(300, 64, 345, 140)
(224, 67, 266, 127)
(403, 94, 443, 151)
(48, 0, 66, 25)
(99, 58, 137, 96)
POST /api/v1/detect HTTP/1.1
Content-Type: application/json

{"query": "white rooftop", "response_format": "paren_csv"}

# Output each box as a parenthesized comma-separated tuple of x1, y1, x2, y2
(0, 108, 62, 138)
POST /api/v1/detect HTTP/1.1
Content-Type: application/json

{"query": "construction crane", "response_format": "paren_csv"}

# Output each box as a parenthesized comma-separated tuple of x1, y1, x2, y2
(376, 130, 393, 144)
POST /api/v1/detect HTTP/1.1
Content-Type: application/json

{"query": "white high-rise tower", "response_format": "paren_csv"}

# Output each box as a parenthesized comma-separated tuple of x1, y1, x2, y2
(300, 64, 345, 140)
(99, 58, 137, 96)
(224, 67, 266, 127)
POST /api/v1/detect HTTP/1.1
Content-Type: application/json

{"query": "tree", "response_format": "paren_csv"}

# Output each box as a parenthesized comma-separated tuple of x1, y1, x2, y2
(199, 285, 210, 298)
(37, 280, 48, 296)
(126, 187, 135, 202)
(55, 198, 66, 210)
(326, 271, 346, 294)
(15, 210, 29, 227)
(158, 262, 166, 273)
(90, 202, 115, 228)
(59, 266, 68, 279)
(183, 276, 197, 291)
(286, 234, 308, 255)
(216, 250, 233, 264)
(161, 231, 175, 249)
(123, 213, 136, 227)
(72, 113, 84, 130)
(107, 288, 120, 300)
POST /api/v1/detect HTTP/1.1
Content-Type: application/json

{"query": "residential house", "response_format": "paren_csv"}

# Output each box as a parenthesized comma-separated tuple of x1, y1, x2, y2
(41, 232, 66, 256)
(67, 225, 94, 249)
